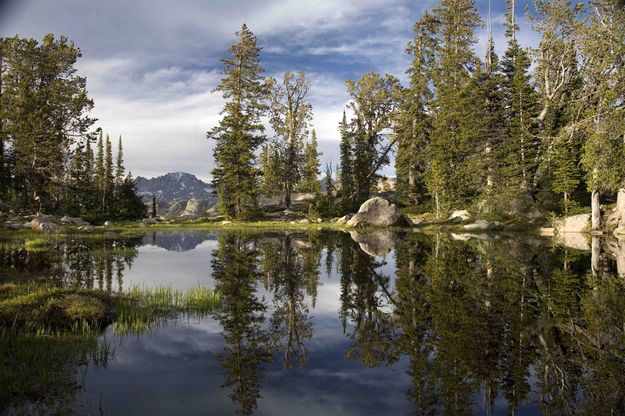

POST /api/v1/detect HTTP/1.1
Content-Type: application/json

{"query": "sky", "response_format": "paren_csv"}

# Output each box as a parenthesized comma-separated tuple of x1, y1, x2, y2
(0, 0, 540, 181)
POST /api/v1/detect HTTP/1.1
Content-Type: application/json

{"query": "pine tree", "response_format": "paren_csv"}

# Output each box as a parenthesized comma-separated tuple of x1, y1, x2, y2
(579, 0, 625, 229)
(425, 0, 482, 216)
(469, 17, 507, 213)
(300, 129, 321, 194)
(499, 0, 540, 206)
(395, 12, 436, 207)
(115, 136, 124, 190)
(1, 35, 95, 211)
(104, 133, 114, 214)
(94, 130, 105, 210)
(208, 24, 269, 220)
(269, 71, 313, 207)
(338, 111, 355, 213)
(530, 0, 585, 211)
(345, 72, 401, 205)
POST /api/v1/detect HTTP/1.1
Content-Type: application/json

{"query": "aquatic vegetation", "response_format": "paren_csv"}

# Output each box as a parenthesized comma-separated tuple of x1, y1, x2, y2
(23, 238, 53, 252)
(0, 281, 221, 335)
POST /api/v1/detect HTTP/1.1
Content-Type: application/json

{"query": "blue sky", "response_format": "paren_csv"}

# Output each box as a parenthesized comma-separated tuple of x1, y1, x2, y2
(1, 0, 540, 181)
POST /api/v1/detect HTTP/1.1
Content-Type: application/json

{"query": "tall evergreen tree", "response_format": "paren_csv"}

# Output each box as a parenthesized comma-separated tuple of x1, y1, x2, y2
(579, 0, 625, 229)
(530, 0, 585, 211)
(269, 71, 313, 207)
(1, 35, 95, 211)
(338, 111, 356, 213)
(425, 0, 482, 216)
(208, 24, 269, 220)
(499, 0, 540, 206)
(395, 12, 436, 207)
(115, 136, 125, 189)
(299, 129, 321, 194)
(103, 134, 114, 213)
(94, 130, 105, 209)
(345, 72, 401, 205)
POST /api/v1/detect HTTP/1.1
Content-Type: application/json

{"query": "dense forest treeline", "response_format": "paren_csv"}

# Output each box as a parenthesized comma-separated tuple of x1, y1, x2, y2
(0, 35, 146, 221)
(210, 0, 625, 229)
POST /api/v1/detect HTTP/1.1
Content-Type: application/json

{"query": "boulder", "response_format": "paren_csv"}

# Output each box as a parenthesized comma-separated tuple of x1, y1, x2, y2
(298, 219, 310, 224)
(104, 220, 113, 227)
(142, 217, 158, 225)
(31, 217, 59, 233)
(554, 213, 591, 234)
(463, 220, 502, 231)
(335, 215, 352, 224)
(78, 225, 95, 232)
(448, 210, 473, 223)
(346, 197, 413, 227)
(221, 220, 232, 225)
(184, 198, 212, 216)
(137, 221, 148, 228)
(350, 231, 395, 257)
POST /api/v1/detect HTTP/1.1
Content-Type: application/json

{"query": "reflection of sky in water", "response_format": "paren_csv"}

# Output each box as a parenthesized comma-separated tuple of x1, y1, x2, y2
(71, 232, 545, 416)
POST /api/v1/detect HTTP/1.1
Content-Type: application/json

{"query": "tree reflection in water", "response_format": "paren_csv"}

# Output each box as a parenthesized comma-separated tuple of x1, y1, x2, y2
(2, 231, 625, 415)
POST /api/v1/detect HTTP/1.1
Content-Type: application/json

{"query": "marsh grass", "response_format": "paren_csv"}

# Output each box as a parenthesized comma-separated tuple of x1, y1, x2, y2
(23, 238, 53, 251)
(0, 281, 221, 336)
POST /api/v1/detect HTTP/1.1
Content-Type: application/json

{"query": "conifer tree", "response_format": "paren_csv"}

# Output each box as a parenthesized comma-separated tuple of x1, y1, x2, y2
(152, 194, 157, 218)
(104, 134, 114, 213)
(425, 0, 482, 216)
(1, 35, 95, 211)
(208, 24, 269, 219)
(115, 136, 124, 190)
(395, 12, 436, 207)
(300, 129, 321, 194)
(94, 130, 105, 208)
(530, 0, 585, 211)
(345, 72, 401, 205)
(579, 0, 625, 229)
(469, 16, 506, 212)
(499, 0, 540, 205)
(338, 112, 356, 213)
(269, 71, 312, 207)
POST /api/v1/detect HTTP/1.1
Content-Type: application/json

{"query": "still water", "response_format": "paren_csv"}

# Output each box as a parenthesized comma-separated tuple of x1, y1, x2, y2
(2, 229, 625, 415)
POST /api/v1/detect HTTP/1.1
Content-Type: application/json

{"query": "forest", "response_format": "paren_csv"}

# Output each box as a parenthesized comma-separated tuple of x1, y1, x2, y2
(210, 0, 625, 230)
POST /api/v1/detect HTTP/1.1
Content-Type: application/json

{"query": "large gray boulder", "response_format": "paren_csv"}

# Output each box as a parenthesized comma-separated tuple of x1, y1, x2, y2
(31, 217, 59, 233)
(346, 197, 413, 227)
(449, 210, 473, 223)
(554, 213, 591, 234)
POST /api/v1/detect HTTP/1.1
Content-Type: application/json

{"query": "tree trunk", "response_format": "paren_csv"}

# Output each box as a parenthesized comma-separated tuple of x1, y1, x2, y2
(616, 188, 625, 228)
(281, 180, 292, 208)
(591, 190, 601, 231)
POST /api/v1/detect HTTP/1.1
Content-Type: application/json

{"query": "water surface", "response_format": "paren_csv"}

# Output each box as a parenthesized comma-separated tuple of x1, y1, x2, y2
(2, 229, 625, 415)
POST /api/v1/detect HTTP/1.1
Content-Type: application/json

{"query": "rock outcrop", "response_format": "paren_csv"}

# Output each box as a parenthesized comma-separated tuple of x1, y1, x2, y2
(554, 213, 591, 234)
(449, 210, 473, 223)
(346, 197, 412, 227)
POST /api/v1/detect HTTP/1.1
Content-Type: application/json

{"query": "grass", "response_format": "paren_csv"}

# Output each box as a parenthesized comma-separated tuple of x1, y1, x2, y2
(0, 281, 221, 335)
(23, 238, 53, 251)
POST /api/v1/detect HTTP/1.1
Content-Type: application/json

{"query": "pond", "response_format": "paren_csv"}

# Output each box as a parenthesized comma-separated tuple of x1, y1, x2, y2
(1, 229, 625, 415)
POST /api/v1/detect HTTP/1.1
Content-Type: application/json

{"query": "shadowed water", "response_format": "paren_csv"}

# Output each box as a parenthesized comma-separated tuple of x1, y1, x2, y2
(2, 229, 625, 415)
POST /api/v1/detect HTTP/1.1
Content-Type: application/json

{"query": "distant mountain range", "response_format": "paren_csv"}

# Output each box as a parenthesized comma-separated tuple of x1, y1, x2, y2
(134, 172, 214, 201)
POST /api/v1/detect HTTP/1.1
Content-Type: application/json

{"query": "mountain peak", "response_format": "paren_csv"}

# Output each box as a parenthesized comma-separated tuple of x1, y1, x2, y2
(134, 172, 214, 202)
